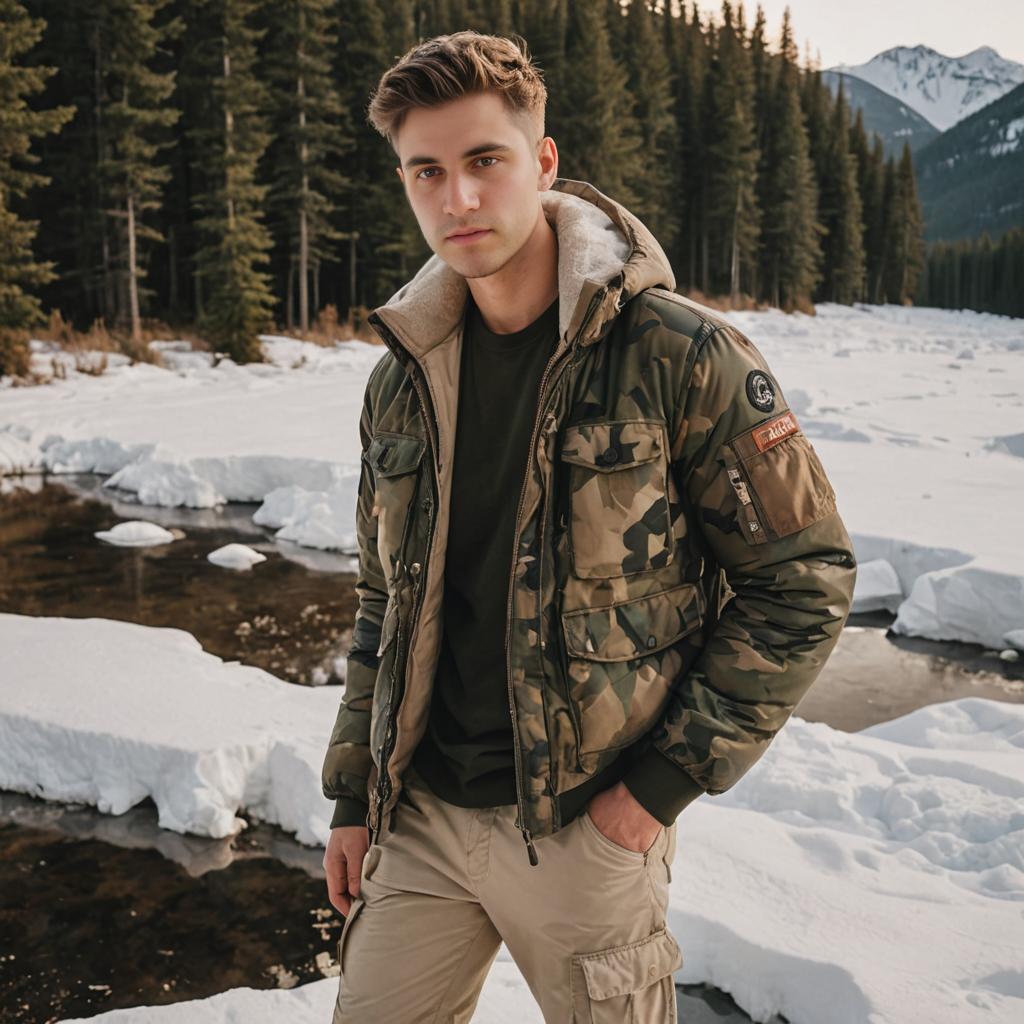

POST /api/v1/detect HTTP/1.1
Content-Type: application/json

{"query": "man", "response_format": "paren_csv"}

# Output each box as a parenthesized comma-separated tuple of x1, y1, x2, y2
(321, 29, 857, 1024)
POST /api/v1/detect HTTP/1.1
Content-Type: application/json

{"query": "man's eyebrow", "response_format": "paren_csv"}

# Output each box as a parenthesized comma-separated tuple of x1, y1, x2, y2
(403, 142, 512, 170)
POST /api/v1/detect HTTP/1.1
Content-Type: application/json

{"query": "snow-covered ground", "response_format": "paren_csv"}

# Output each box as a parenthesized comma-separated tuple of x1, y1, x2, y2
(1, 614, 1018, 1024)
(2, 305, 1022, 649)
(58, 957, 536, 1023)
(0, 614, 340, 846)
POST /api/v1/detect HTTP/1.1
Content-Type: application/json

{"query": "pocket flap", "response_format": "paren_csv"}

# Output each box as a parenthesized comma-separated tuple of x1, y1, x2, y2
(365, 433, 425, 477)
(577, 927, 683, 1000)
(562, 583, 705, 662)
(560, 420, 665, 472)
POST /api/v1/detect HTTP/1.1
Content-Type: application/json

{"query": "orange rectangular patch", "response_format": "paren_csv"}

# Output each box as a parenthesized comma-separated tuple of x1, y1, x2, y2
(752, 411, 799, 453)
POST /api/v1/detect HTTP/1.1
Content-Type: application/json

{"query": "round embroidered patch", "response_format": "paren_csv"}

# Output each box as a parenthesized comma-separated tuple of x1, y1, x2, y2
(745, 370, 776, 412)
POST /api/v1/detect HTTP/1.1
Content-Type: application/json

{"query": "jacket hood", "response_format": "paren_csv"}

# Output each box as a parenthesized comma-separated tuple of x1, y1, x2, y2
(371, 177, 676, 358)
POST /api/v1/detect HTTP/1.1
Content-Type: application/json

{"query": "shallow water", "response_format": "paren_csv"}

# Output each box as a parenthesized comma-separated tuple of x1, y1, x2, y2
(4, 474, 1020, 1023)
(0, 473, 359, 686)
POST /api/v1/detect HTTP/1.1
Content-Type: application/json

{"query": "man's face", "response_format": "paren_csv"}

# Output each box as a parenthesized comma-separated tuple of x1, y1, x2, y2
(394, 91, 556, 280)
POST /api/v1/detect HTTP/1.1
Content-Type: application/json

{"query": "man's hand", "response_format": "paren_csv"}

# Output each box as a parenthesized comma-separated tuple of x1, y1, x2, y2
(324, 825, 369, 915)
(585, 781, 663, 854)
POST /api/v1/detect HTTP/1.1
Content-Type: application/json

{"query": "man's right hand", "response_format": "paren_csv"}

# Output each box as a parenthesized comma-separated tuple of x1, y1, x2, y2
(324, 825, 370, 915)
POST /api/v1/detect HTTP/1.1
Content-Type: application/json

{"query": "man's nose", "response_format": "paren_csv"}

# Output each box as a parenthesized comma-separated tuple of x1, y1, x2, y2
(442, 173, 480, 217)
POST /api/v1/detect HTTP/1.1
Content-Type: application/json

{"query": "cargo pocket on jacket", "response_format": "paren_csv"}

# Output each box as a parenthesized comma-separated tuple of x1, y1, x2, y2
(560, 420, 673, 579)
(721, 411, 837, 545)
(561, 583, 705, 756)
(365, 432, 426, 582)
(571, 927, 683, 1023)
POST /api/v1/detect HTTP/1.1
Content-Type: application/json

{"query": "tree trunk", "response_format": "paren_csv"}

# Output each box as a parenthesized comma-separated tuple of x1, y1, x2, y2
(127, 192, 141, 341)
(298, 31, 309, 333)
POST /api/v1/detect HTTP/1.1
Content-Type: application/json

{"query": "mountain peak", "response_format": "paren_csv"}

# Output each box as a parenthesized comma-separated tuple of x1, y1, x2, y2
(963, 45, 999, 60)
(828, 44, 1024, 131)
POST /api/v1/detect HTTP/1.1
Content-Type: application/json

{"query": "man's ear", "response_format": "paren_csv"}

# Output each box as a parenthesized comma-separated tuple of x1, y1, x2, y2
(395, 166, 404, 184)
(537, 136, 558, 190)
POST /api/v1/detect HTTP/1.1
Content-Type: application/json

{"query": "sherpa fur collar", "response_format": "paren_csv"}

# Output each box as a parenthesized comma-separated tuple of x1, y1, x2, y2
(371, 177, 676, 357)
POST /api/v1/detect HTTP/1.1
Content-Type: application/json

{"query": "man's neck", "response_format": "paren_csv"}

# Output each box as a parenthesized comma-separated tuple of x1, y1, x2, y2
(466, 205, 559, 334)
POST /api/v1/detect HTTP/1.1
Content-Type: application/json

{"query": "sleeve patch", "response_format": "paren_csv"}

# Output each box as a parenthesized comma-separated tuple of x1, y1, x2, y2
(752, 411, 799, 453)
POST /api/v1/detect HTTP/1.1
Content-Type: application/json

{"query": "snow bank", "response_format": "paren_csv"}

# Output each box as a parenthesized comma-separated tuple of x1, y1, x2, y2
(663, 696, 1024, 1024)
(0, 614, 339, 845)
(0, 335, 382, 549)
(669, 696, 1024, 1024)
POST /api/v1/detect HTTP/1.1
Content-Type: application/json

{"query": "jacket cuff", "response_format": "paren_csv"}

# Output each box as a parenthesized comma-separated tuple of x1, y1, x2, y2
(330, 796, 370, 830)
(621, 746, 705, 826)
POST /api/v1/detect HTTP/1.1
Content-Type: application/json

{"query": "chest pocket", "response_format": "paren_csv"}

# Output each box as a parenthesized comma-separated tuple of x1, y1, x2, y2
(559, 419, 673, 579)
(366, 432, 425, 584)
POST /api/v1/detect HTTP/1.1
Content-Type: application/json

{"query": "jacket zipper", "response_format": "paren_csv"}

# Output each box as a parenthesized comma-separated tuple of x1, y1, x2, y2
(368, 287, 607, 863)
(504, 290, 606, 866)
(366, 312, 439, 838)
(726, 451, 773, 544)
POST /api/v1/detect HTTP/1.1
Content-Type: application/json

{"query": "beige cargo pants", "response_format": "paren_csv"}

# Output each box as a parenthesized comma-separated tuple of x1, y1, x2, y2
(333, 761, 682, 1023)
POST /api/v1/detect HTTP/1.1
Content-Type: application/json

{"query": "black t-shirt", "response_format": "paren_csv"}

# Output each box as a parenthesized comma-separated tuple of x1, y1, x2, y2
(412, 291, 643, 817)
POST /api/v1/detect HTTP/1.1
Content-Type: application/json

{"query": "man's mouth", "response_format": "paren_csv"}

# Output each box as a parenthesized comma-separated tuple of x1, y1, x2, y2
(446, 229, 492, 244)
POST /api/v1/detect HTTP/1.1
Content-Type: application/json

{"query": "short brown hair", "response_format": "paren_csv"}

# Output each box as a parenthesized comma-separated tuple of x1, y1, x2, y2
(367, 30, 547, 152)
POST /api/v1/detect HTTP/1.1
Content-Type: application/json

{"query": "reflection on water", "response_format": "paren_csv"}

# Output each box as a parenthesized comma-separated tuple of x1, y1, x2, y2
(0, 474, 358, 686)
(0, 811, 342, 1023)
(801, 619, 1024, 731)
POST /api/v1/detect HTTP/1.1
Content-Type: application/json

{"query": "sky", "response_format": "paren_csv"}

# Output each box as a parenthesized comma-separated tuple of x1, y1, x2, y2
(689, 0, 1024, 68)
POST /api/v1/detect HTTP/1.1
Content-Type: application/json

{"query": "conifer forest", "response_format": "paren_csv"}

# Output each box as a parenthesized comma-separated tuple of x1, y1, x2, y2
(2, 0, 1020, 370)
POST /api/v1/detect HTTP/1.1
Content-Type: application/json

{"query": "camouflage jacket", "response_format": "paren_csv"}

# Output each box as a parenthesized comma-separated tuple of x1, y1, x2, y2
(321, 177, 857, 866)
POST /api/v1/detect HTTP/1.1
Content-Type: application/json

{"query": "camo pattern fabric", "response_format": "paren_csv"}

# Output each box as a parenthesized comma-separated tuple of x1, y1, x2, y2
(560, 419, 674, 579)
(321, 178, 857, 841)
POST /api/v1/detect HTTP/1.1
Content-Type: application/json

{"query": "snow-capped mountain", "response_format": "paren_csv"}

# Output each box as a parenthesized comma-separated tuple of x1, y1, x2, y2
(830, 45, 1024, 132)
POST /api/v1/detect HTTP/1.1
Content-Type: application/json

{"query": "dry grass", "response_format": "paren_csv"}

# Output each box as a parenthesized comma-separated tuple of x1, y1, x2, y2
(6, 289, 814, 388)
(276, 304, 384, 347)
(686, 288, 818, 316)
(33, 310, 214, 367)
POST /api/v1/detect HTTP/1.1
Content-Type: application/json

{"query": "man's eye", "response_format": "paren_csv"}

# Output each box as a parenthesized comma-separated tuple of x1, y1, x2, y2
(417, 157, 498, 181)
(477, 156, 498, 167)
(417, 167, 439, 180)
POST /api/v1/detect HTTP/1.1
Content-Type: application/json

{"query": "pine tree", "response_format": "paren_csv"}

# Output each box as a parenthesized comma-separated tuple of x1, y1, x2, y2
(559, 0, 643, 206)
(817, 79, 865, 303)
(704, 1, 761, 302)
(883, 142, 924, 303)
(618, 0, 679, 256)
(847, 106, 872, 302)
(757, 7, 821, 310)
(799, 59, 830, 185)
(191, 0, 275, 363)
(0, 0, 74, 375)
(94, 0, 181, 342)
(335, 0, 424, 310)
(519, 0, 569, 152)
(667, 3, 709, 290)
(860, 133, 886, 303)
(264, 0, 352, 333)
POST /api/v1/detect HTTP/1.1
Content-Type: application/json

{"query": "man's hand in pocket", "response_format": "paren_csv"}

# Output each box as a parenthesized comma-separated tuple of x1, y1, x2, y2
(324, 826, 369, 915)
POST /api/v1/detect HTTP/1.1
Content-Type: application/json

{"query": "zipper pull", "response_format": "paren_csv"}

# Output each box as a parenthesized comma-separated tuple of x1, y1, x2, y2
(521, 826, 540, 867)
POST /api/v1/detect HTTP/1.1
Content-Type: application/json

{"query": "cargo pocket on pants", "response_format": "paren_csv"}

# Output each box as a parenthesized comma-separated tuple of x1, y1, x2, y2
(571, 926, 683, 1023)
(336, 896, 365, 980)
